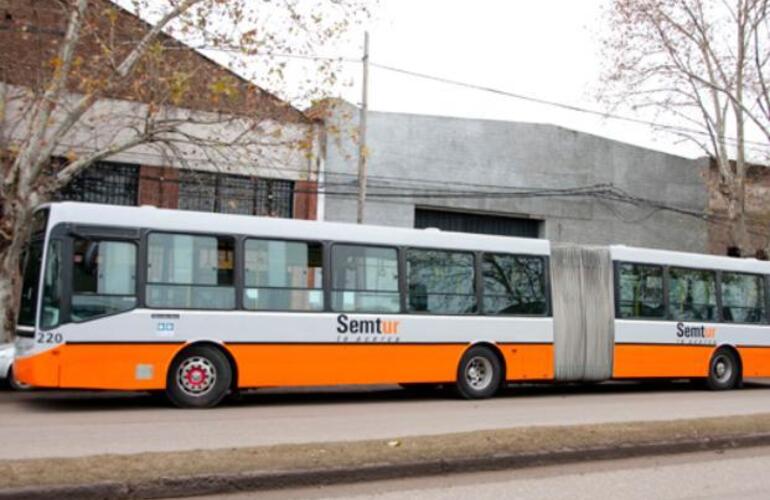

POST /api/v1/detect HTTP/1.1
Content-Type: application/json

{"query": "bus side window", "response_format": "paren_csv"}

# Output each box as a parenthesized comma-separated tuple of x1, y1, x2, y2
(406, 249, 476, 314)
(146, 233, 235, 310)
(330, 245, 400, 313)
(668, 267, 717, 322)
(244, 239, 323, 311)
(482, 254, 547, 315)
(617, 263, 665, 319)
(721, 272, 766, 324)
(71, 239, 137, 322)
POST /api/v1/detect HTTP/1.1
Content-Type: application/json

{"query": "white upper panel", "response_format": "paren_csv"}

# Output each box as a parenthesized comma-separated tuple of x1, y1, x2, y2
(44, 202, 551, 255)
(610, 245, 770, 274)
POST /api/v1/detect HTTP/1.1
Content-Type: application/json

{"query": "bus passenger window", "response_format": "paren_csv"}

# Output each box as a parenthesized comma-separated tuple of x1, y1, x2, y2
(482, 254, 546, 315)
(406, 249, 476, 314)
(617, 263, 664, 319)
(244, 239, 323, 311)
(146, 233, 235, 310)
(331, 245, 399, 313)
(668, 267, 717, 322)
(71, 239, 137, 321)
(721, 272, 766, 323)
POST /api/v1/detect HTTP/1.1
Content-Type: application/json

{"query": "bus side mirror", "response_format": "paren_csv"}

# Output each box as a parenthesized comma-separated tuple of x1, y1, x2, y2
(83, 242, 99, 274)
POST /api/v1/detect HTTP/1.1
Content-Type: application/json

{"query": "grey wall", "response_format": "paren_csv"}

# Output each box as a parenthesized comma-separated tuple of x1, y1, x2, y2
(321, 100, 708, 253)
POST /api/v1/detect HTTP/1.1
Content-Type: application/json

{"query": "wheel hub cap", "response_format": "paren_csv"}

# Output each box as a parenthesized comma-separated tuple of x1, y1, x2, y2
(177, 356, 217, 397)
(465, 356, 493, 390)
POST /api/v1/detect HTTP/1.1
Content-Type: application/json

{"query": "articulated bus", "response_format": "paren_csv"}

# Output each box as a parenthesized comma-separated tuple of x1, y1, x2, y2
(13, 202, 770, 408)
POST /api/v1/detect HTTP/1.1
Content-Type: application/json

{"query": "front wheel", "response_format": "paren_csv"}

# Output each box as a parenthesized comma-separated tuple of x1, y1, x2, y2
(8, 366, 31, 391)
(707, 348, 741, 391)
(455, 346, 503, 399)
(166, 346, 232, 408)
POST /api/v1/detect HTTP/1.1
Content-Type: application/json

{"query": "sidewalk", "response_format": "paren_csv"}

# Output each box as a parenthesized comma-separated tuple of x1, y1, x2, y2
(3, 413, 770, 499)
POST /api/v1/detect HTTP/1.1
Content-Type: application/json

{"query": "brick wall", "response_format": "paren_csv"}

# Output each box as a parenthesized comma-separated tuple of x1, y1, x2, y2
(0, 0, 309, 123)
(137, 166, 179, 209)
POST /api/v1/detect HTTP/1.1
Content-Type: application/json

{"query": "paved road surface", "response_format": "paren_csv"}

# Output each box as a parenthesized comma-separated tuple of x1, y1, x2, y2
(205, 446, 770, 500)
(2, 380, 770, 460)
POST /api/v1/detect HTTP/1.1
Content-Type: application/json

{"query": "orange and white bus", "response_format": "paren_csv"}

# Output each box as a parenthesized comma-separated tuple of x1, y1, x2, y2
(13, 202, 770, 407)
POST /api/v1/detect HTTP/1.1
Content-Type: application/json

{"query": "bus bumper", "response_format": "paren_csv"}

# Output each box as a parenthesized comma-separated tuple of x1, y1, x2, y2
(14, 348, 61, 388)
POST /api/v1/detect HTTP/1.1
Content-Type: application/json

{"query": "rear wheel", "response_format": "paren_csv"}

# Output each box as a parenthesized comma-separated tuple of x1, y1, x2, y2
(455, 346, 503, 399)
(166, 346, 232, 408)
(707, 348, 741, 391)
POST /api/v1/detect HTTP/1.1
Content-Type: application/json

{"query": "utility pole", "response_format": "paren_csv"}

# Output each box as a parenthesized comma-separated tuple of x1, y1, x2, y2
(356, 31, 369, 224)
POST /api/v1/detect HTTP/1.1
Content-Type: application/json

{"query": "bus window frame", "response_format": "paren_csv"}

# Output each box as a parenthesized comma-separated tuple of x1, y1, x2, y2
(329, 241, 402, 315)
(37, 223, 143, 329)
(666, 266, 718, 323)
(144, 230, 238, 311)
(241, 236, 326, 313)
(613, 261, 667, 321)
(479, 252, 551, 317)
(403, 245, 479, 316)
(69, 237, 140, 324)
(717, 270, 769, 325)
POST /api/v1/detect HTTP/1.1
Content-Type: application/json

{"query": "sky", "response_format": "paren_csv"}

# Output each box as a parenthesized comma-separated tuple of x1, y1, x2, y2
(328, 0, 708, 160)
(121, 0, 767, 161)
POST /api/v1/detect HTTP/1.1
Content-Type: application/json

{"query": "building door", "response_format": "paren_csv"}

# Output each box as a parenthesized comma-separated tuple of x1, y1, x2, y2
(414, 208, 540, 238)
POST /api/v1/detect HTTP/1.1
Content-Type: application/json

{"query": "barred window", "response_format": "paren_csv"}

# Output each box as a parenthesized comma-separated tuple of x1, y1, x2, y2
(56, 162, 139, 206)
(179, 170, 293, 218)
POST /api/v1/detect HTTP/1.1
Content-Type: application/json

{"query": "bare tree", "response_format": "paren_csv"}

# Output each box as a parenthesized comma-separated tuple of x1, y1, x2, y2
(0, 0, 368, 342)
(602, 0, 770, 253)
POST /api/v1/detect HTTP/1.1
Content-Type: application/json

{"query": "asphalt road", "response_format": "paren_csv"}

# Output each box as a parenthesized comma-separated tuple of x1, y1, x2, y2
(204, 446, 770, 500)
(3, 380, 770, 460)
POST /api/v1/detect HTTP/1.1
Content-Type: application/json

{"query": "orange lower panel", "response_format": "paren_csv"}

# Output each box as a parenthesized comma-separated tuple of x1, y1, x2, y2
(613, 344, 714, 378)
(737, 347, 770, 378)
(501, 344, 554, 381)
(16, 344, 183, 390)
(230, 343, 555, 387)
(16, 342, 556, 391)
(230, 344, 465, 387)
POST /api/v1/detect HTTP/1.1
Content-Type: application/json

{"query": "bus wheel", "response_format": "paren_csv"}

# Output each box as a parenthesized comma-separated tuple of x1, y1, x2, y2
(455, 346, 502, 399)
(707, 348, 741, 391)
(166, 345, 232, 408)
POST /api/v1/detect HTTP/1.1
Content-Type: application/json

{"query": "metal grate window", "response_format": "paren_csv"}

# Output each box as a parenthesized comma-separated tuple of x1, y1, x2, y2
(179, 170, 293, 218)
(56, 162, 139, 206)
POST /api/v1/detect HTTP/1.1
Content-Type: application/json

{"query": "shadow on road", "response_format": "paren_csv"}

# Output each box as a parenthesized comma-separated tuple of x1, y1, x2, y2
(4, 378, 770, 412)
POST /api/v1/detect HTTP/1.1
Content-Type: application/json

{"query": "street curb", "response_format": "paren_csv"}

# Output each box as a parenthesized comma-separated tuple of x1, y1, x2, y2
(3, 431, 770, 499)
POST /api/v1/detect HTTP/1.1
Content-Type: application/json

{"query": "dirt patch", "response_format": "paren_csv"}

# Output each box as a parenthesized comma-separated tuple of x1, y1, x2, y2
(2, 413, 770, 490)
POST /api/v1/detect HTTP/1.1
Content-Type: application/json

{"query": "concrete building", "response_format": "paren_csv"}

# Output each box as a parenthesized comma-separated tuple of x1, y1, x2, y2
(316, 99, 711, 253)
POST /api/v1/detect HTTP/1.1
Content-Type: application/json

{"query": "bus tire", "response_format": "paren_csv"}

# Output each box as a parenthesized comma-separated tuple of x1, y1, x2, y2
(706, 348, 741, 391)
(8, 366, 31, 391)
(455, 345, 502, 399)
(166, 345, 232, 408)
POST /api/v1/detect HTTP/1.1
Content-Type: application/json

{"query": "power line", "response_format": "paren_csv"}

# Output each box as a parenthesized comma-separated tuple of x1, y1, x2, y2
(369, 62, 770, 151)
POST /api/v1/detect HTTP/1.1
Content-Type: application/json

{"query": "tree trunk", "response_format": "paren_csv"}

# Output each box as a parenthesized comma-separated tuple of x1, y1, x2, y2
(0, 201, 34, 344)
(725, 177, 750, 255)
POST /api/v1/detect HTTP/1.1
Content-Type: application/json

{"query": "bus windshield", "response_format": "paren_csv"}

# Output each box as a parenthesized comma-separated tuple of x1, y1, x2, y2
(17, 240, 43, 327)
(16, 209, 50, 329)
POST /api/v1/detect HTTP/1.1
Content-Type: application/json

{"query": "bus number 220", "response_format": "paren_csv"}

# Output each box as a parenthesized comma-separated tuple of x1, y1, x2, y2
(37, 332, 63, 344)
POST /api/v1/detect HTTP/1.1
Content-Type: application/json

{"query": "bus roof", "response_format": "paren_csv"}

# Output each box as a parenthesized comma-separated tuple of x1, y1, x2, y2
(44, 202, 551, 255)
